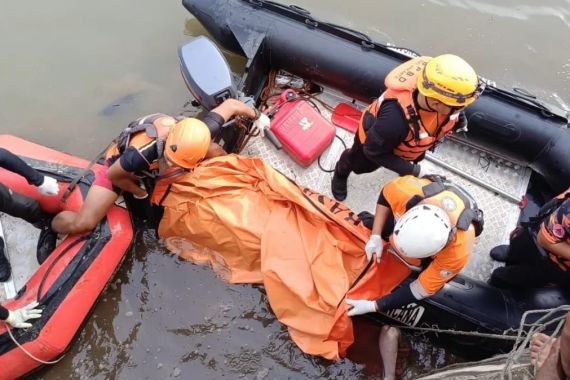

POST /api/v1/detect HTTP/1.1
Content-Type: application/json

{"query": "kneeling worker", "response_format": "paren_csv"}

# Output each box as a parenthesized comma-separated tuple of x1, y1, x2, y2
(51, 98, 269, 235)
(489, 187, 570, 289)
(345, 175, 483, 315)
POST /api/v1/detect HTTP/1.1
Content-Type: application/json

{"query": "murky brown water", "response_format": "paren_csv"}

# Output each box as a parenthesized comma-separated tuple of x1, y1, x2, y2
(0, 0, 568, 379)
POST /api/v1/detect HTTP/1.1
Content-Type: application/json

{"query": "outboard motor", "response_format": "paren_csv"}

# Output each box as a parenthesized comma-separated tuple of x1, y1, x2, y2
(178, 36, 279, 152)
(178, 36, 238, 110)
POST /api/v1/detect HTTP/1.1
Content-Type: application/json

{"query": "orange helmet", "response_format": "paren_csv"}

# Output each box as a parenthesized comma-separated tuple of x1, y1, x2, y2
(164, 118, 211, 169)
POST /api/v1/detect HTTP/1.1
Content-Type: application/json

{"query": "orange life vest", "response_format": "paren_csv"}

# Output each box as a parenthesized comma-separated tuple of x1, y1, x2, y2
(382, 175, 481, 296)
(535, 187, 570, 270)
(104, 113, 179, 172)
(357, 57, 460, 161)
(150, 167, 187, 206)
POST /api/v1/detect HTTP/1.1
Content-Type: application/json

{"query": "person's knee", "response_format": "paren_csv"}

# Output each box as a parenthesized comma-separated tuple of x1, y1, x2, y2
(381, 325, 400, 341)
(73, 213, 102, 233)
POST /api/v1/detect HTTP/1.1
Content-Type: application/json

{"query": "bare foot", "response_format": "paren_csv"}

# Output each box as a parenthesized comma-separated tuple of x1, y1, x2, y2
(530, 332, 558, 368)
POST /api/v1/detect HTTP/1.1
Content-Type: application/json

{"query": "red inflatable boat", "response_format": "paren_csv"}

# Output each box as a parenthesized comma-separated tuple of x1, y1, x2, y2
(0, 135, 133, 379)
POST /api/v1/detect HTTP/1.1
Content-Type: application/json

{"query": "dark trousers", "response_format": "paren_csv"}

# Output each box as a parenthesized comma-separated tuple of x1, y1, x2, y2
(335, 134, 379, 177)
(490, 227, 570, 289)
(0, 182, 46, 227)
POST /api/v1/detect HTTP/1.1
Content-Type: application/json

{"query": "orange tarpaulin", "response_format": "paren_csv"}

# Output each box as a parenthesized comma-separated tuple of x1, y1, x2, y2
(159, 155, 410, 360)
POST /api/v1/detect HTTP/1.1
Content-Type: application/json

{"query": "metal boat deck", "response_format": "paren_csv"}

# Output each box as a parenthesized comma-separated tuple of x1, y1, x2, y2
(243, 87, 531, 282)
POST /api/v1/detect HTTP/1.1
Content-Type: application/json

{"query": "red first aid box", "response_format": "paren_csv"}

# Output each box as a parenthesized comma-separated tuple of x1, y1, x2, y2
(269, 90, 336, 167)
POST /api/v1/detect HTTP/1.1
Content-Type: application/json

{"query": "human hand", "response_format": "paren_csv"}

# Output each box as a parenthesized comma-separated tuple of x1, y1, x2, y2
(132, 183, 148, 199)
(365, 234, 384, 262)
(37, 176, 59, 196)
(252, 113, 270, 136)
(5, 301, 43, 328)
(346, 299, 377, 317)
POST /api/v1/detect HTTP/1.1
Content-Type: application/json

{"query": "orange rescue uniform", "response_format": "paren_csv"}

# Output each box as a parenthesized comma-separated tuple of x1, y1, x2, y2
(383, 175, 476, 297)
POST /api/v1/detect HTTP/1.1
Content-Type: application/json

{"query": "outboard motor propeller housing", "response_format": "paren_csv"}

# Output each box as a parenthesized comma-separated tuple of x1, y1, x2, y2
(178, 36, 237, 110)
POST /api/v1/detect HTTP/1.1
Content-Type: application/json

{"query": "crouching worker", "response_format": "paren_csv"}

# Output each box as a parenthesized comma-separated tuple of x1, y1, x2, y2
(51, 99, 269, 235)
(344, 175, 483, 330)
(489, 188, 570, 289)
(0, 147, 60, 281)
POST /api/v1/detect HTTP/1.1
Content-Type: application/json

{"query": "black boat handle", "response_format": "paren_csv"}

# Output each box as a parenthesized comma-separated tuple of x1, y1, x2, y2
(361, 40, 375, 50)
(304, 18, 318, 28)
(289, 5, 311, 15)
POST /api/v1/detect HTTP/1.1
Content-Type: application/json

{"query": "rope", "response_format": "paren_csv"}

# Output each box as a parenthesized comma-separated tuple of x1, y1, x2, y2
(1, 320, 64, 365)
(414, 305, 570, 380)
(393, 324, 520, 341)
(502, 305, 570, 379)
(317, 135, 347, 173)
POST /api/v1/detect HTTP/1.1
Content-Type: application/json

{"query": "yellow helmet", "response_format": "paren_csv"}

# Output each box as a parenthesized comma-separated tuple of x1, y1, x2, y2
(164, 118, 211, 169)
(417, 54, 483, 107)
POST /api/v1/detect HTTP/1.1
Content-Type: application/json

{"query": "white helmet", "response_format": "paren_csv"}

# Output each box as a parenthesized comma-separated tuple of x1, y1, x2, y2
(391, 204, 452, 258)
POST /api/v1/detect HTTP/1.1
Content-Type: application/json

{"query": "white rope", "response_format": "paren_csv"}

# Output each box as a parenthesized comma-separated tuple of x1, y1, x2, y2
(393, 324, 520, 341)
(2, 320, 64, 365)
(413, 305, 570, 380)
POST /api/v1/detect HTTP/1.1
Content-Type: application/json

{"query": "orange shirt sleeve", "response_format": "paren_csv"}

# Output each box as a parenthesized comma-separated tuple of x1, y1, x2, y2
(416, 228, 474, 296)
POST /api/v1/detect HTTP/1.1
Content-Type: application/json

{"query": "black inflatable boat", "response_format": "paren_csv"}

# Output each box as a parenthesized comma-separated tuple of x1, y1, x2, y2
(180, 0, 570, 355)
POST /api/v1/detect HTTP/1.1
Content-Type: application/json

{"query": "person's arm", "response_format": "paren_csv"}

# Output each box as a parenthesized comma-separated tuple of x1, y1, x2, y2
(371, 203, 391, 237)
(362, 101, 420, 176)
(0, 148, 44, 186)
(201, 99, 258, 139)
(107, 147, 152, 198)
(106, 161, 148, 198)
(211, 99, 257, 122)
(537, 232, 570, 261)
(373, 190, 393, 236)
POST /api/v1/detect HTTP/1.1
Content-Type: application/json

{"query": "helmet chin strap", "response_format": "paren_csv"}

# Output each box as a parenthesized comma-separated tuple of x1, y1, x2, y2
(416, 92, 437, 112)
(386, 246, 422, 272)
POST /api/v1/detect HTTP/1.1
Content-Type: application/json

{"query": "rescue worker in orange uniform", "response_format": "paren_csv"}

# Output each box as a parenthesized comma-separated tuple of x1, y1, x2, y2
(344, 175, 483, 316)
(50, 98, 270, 235)
(331, 54, 484, 201)
(489, 188, 570, 289)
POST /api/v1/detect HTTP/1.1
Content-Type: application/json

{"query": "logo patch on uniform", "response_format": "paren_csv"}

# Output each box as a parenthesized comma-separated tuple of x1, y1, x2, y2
(440, 196, 457, 212)
(439, 269, 454, 279)
(552, 223, 566, 239)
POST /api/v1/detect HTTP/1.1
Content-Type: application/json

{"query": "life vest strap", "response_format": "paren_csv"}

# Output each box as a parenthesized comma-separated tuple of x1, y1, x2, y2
(406, 105, 422, 142)
(404, 175, 484, 236)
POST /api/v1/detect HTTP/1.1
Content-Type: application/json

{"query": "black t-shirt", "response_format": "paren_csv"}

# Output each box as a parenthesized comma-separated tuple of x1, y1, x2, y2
(119, 112, 225, 174)
(363, 100, 466, 176)
(362, 100, 416, 176)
